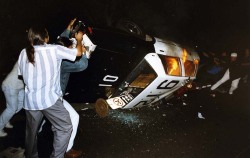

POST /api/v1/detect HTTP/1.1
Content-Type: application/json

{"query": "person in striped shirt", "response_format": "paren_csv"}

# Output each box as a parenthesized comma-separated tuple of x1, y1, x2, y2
(42, 18, 88, 157)
(18, 25, 83, 158)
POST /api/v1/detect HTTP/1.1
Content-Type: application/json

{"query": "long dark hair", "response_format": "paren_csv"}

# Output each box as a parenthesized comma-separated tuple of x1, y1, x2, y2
(56, 37, 73, 48)
(26, 26, 49, 65)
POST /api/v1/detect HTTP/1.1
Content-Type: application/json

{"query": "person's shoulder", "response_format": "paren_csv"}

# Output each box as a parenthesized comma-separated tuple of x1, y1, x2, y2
(44, 44, 58, 49)
(35, 44, 63, 52)
(18, 48, 27, 57)
(20, 48, 26, 52)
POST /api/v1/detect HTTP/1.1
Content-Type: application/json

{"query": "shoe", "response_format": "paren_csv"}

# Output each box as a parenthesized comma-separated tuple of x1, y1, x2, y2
(0, 130, 7, 137)
(5, 122, 13, 128)
(198, 112, 205, 119)
(65, 149, 82, 158)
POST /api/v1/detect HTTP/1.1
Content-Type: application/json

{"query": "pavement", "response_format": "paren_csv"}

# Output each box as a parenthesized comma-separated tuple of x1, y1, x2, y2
(0, 83, 250, 158)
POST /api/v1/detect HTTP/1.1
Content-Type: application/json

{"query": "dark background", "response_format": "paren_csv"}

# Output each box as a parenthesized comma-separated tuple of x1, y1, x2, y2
(0, 0, 250, 74)
(0, 1, 250, 157)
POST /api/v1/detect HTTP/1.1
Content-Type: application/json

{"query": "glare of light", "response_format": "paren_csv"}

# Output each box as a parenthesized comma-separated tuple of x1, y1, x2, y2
(193, 59, 199, 65)
(186, 83, 192, 89)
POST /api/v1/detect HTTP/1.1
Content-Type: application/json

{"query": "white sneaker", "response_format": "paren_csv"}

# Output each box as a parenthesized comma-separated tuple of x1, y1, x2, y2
(0, 130, 7, 137)
(198, 112, 205, 119)
(5, 122, 13, 128)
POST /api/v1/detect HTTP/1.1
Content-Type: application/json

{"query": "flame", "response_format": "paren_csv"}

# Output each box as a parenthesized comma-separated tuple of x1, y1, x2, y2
(168, 58, 179, 75)
(182, 49, 188, 63)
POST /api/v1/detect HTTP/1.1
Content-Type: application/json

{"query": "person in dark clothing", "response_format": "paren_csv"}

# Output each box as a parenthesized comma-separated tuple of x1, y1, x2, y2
(195, 51, 226, 88)
(187, 87, 216, 119)
(219, 51, 230, 69)
(211, 52, 243, 95)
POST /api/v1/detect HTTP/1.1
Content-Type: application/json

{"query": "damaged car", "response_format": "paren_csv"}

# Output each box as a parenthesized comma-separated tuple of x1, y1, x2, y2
(64, 21, 200, 117)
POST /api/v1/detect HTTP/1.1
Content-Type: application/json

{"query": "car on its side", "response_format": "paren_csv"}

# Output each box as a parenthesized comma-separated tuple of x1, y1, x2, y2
(64, 25, 200, 117)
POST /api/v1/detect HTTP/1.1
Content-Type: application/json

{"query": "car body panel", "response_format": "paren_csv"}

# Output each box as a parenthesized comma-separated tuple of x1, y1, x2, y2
(64, 27, 199, 110)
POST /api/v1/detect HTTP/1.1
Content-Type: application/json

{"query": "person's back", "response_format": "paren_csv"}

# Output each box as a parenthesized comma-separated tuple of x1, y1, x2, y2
(211, 52, 242, 95)
(18, 26, 83, 158)
(18, 44, 77, 109)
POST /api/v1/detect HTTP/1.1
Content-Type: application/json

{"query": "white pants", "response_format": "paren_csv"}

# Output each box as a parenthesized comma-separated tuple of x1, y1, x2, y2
(211, 69, 241, 94)
(63, 100, 79, 152)
(38, 99, 79, 152)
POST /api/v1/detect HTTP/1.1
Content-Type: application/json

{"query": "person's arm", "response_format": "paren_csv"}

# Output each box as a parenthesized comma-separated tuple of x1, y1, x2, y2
(75, 32, 83, 56)
(61, 55, 88, 73)
(60, 18, 76, 38)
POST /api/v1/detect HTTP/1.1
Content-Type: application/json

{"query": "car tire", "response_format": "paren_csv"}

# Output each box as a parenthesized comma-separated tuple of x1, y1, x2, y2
(115, 19, 144, 37)
(95, 98, 110, 118)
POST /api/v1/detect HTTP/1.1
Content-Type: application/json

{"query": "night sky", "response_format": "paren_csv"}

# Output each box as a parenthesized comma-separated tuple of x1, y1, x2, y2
(0, 0, 249, 73)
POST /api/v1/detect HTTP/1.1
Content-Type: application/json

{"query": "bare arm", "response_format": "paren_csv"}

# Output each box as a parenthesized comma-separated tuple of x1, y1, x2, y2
(66, 18, 76, 31)
(75, 32, 83, 56)
(60, 18, 76, 37)
(62, 18, 86, 55)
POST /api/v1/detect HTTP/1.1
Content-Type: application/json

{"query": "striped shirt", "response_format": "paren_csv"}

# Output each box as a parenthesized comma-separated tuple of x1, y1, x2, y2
(18, 44, 77, 110)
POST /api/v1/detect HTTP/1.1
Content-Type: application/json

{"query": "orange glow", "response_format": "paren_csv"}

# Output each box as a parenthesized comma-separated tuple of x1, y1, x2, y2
(182, 49, 188, 63)
(186, 83, 193, 89)
(167, 58, 179, 75)
(159, 55, 181, 76)
(130, 73, 156, 88)
(193, 59, 199, 65)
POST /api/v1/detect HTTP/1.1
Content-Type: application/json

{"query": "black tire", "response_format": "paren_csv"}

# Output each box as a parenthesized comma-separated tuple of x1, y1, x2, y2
(115, 19, 144, 37)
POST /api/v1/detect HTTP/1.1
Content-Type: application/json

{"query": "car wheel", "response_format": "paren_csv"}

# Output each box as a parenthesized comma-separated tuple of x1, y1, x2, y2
(115, 19, 144, 37)
(95, 98, 110, 118)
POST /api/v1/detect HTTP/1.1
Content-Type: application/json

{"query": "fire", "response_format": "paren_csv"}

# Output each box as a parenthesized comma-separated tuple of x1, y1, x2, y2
(167, 57, 179, 75)
(182, 48, 188, 63)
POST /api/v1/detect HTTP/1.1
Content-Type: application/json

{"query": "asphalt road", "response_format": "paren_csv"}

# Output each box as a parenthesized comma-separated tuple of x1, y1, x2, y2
(0, 83, 250, 158)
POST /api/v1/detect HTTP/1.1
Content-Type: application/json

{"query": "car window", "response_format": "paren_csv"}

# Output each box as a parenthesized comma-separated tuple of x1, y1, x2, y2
(184, 60, 198, 77)
(160, 56, 182, 76)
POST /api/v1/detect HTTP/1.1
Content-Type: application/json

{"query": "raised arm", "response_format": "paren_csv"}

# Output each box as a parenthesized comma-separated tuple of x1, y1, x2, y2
(60, 18, 77, 38)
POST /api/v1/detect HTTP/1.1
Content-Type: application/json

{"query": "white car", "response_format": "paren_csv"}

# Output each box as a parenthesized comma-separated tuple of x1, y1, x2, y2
(64, 25, 200, 117)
